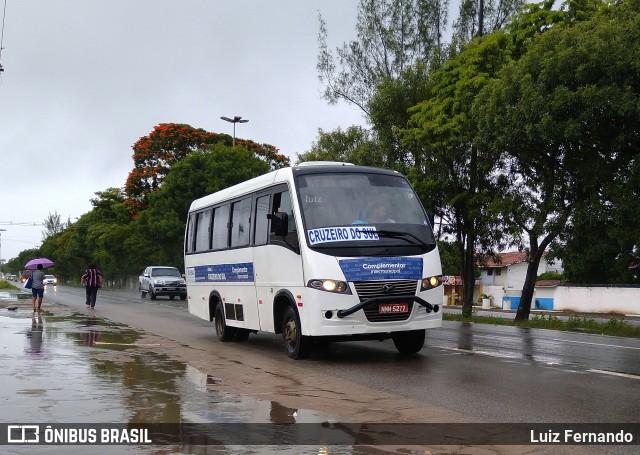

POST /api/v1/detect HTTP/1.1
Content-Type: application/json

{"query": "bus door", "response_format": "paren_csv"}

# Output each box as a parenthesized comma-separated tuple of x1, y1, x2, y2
(252, 187, 303, 333)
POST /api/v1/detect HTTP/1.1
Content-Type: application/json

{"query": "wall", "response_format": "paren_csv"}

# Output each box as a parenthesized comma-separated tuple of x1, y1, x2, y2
(479, 284, 503, 307)
(477, 284, 640, 315)
(553, 286, 640, 315)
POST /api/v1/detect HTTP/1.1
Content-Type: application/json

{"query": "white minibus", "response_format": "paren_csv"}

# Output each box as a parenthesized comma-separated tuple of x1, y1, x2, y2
(184, 162, 443, 359)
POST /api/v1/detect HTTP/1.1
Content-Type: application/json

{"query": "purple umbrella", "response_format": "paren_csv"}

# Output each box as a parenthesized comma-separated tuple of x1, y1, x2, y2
(24, 258, 55, 270)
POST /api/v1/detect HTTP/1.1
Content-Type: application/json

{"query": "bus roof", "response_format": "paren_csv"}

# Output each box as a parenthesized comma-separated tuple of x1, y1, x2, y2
(188, 163, 403, 212)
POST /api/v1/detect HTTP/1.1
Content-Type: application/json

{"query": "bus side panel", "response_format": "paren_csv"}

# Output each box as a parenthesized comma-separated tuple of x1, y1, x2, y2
(253, 244, 304, 333)
(186, 249, 261, 330)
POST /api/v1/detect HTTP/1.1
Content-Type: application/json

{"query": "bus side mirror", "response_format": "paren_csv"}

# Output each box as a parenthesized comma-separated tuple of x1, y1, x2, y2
(268, 212, 289, 237)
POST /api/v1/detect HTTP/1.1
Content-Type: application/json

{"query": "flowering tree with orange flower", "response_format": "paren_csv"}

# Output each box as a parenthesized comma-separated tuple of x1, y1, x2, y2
(125, 123, 289, 214)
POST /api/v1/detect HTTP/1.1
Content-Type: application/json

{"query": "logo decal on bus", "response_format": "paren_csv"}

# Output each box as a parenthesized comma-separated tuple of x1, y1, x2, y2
(187, 263, 254, 283)
(338, 257, 422, 281)
(307, 226, 378, 245)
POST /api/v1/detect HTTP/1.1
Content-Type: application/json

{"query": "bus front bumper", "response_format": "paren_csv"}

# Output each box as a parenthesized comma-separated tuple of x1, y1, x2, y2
(336, 295, 439, 318)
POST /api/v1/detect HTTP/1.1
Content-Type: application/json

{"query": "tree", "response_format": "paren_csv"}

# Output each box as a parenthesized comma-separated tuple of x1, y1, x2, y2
(438, 240, 464, 275)
(452, 0, 525, 43)
(296, 126, 385, 166)
(42, 211, 65, 241)
(5, 248, 41, 277)
(317, 0, 449, 117)
(367, 62, 436, 171)
(130, 144, 272, 269)
(125, 123, 288, 214)
(41, 188, 136, 284)
(475, 0, 639, 318)
(402, 31, 514, 317)
(125, 123, 218, 213)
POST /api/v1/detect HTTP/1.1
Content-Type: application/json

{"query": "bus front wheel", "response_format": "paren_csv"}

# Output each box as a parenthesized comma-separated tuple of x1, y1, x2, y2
(282, 306, 314, 359)
(392, 329, 425, 354)
(215, 304, 236, 342)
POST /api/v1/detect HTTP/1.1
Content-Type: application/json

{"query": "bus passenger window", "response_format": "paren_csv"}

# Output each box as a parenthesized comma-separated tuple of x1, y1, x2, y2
(231, 197, 251, 247)
(195, 209, 212, 252)
(212, 205, 230, 250)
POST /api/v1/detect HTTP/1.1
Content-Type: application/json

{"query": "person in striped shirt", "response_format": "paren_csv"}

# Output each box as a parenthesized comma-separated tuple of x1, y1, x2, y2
(80, 263, 104, 309)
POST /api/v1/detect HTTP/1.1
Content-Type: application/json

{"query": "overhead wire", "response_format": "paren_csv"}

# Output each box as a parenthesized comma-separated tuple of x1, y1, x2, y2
(0, 0, 6, 80)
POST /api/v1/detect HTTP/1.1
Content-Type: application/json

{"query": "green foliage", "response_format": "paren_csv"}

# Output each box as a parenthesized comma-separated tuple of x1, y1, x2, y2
(537, 272, 563, 281)
(438, 240, 462, 275)
(0, 281, 18, 290)
(475, 0, 640, 303)
(402, 31, 515, 315)
(125, 123, 288, 214)
(368, 63, 434, 172)
(42, 211, 65, 241)
(129, 144, 271, 271)
(296, 126, 385, 167)
(4, 248, 42, 277)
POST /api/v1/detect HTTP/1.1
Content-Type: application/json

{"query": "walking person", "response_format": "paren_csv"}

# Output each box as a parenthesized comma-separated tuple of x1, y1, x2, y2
(31, 264, 45, 312)
(80, 263, 103, 310)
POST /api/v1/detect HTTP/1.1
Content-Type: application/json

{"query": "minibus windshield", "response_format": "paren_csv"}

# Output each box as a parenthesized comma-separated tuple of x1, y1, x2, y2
(296, 172, 434, 250)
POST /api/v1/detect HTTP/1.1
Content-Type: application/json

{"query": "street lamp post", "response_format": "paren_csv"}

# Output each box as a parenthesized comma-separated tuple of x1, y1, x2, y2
(220, 115, 249, 147)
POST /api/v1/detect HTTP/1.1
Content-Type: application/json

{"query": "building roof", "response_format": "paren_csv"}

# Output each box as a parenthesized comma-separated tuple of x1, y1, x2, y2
(480, 251, 529, 268)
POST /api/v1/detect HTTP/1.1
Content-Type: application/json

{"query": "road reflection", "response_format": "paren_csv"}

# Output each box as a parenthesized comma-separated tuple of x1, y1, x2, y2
(80, 315, 101, 346)
(4, 309, 363, 454)
(25, 314, 44, 355)
(456, 322, 473, 350)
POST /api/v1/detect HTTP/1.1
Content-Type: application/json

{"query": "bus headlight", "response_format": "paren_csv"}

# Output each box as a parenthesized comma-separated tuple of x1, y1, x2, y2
(421, 275, 442, 291)
(307, 279, 351, 294)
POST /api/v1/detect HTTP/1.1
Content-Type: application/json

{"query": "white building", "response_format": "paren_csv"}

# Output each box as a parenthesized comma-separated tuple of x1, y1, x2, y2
(477, 252, 563, 310)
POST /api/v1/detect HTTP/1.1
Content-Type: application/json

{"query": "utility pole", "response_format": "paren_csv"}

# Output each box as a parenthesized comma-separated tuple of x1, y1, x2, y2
(0, 229, 5, 272)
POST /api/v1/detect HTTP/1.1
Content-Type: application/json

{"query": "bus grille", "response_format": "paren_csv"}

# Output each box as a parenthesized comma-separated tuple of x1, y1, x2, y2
(353, 280, 418, 322)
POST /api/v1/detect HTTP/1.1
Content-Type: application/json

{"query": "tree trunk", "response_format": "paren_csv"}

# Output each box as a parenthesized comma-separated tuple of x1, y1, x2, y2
(461, 233, 476, 318)
(515, 251, 544, 321)
(477, 0, 485, 37)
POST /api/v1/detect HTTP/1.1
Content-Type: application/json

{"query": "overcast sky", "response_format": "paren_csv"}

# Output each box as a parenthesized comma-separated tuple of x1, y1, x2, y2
(0, 0, 367, 263)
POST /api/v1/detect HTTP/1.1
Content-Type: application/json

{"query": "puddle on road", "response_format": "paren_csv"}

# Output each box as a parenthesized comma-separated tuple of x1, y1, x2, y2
(1, 309, 400, 455)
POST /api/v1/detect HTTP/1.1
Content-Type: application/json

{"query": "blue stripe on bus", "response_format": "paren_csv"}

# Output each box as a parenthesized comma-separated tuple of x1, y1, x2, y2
(338, 257, 423, 281)
(188, 263, 254, 283)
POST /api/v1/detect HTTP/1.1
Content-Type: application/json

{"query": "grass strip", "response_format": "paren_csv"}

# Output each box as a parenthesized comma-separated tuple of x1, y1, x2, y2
(443, 313, 640, 338)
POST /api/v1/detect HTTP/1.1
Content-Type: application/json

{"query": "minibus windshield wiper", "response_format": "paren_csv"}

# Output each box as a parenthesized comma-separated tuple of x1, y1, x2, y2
(376, 230, 432, 250)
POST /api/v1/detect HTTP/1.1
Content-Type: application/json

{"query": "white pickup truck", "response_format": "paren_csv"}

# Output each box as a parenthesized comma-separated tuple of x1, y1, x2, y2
(138, 266, 187, 300)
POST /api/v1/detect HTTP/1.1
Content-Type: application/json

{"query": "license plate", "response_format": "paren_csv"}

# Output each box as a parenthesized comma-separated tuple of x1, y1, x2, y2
(379, 303, 409, 314)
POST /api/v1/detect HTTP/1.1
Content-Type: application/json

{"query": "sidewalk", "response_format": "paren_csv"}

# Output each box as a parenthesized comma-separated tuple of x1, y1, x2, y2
(443, 304, 640, 327)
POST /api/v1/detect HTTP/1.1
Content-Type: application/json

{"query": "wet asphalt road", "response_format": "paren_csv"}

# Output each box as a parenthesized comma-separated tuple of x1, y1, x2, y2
(44, 285, 640, 423)
(2, 284, 639, 454)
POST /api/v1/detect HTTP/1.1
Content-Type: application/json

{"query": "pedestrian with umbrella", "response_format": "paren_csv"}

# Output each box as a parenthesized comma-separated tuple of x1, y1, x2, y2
(24, 258, 54, 312)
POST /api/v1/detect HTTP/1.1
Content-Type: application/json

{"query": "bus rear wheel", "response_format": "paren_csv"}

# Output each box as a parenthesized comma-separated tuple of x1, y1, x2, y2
(282, 306, 314, 359)
(392, 329, 425, 354)
(215, 304, 235, 342)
